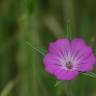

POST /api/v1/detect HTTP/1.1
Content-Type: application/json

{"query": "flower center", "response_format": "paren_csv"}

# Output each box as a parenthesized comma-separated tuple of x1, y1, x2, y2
(66, 61, 73, 69)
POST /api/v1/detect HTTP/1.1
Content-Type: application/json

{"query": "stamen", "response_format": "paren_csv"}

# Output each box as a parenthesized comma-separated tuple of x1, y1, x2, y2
(66, 61, 73, 69)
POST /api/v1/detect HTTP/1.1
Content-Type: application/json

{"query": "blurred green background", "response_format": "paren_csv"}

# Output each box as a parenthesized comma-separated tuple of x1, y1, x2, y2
(0, 0, 96, 96)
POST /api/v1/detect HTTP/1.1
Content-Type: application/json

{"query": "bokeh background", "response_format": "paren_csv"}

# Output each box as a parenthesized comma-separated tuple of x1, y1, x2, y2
(0, 0, 96, 96)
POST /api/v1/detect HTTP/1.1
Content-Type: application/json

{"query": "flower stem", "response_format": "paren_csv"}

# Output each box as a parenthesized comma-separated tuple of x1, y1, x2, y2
(66, 22, 72, 40)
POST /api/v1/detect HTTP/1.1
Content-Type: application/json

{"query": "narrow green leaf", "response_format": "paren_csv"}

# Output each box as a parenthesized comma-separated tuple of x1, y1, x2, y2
(54, 81, 63, 87)
(83, 72, 96, 78)
(26, 41, 46, 56)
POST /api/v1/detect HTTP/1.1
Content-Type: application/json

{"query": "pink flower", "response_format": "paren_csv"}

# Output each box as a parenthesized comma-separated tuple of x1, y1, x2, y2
(43, 38, 96, 80)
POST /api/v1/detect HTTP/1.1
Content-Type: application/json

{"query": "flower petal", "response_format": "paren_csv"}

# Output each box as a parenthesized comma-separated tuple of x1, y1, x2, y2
(71, 39, 93, 62)
(71, 38, 86, 48)
(54, 68, 79, 80)
(77, 54, 96, 72)
(43, 53, 60, 74)
(48, 38, 70, 56)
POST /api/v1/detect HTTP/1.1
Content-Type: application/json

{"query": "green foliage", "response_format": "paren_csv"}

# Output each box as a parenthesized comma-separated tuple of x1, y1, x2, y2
(0, 0, 96, 96)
